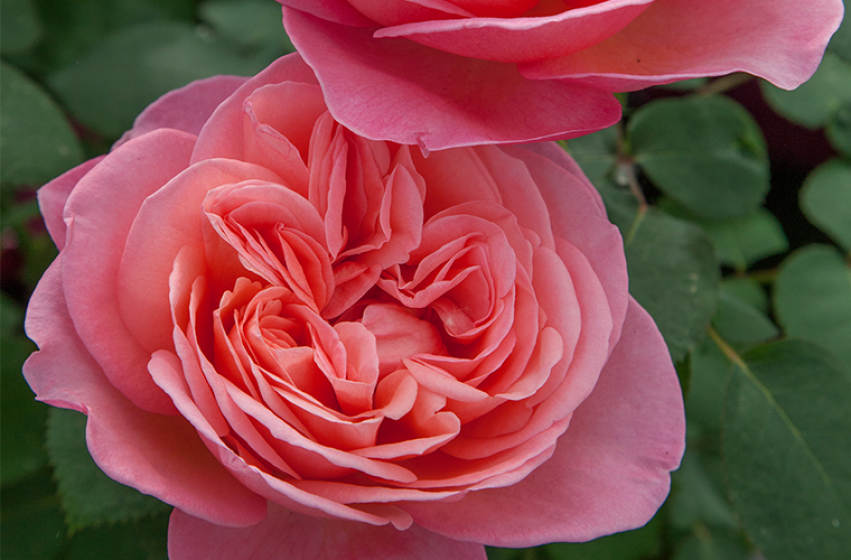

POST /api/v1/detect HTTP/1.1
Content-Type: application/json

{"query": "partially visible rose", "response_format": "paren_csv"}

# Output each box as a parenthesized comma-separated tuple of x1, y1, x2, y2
(277, 0, 844, 151)
(24, 54, 685, 559)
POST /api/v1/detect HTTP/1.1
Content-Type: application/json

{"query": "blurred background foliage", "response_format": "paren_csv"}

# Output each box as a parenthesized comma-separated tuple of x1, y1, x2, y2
(1, 1, 849, 559)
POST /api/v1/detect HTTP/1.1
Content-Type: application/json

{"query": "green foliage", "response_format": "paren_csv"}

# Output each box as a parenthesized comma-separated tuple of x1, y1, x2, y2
(761, 52, 851, 129)
(624, 209, 720, 362)
(543, 515, 663, 560)
(711, 289, 779, 348)
(828, 0, 851, 63)
(0, 295, 48, 486)
(200, 0, 294, 53)
(47, 22, 268, 137)
(0, 471, 68, 560)
(62, 515, 169, 560)
(0, 0, 42, 54)
(629, 96, 770, 220)
(488, 516, 662, 560)
(0, 61, 83, 186)
(773, 245, 851, 371)
(801, 159, 851, 252)
(826, 105, 851, 154)
(659, 198, 788, 272)
(46, 408, 171, 532)
(723, 341, 851, 560)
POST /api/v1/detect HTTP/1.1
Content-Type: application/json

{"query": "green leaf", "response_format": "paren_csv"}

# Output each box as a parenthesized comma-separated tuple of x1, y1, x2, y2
(629, 95, 769, 220)
(563, 130, 641, 236)
(723, 340, 851, 560)
(761, 52, 851, 129)
(800, 159, 851, 252)
(564, 126, 619, 188)
(200, 0, 294, 52)
(0, 470, 68, 560)
(826, 104, 851, 155)
(687, 337, 732, 434)
(65, 514, 169, 560)
(46, 408, 171, 531)
(0, 0, 42, 54)
(702, 210, 787, 271)
(543, 513, 662, 560)
(774, 245, 851, 370)
(22, 0, 193, 76)
(47, 21, 264, 138)
(711, 290, 779, 347)
(671, 529, 751, 560)
(827, 1, 851, 64)
(0, 294, 48, 486)
(659, 198, 788, 271)
(719, 277, 769, 313)
(0, 61, 83, 186)
(625, 209, 720, 362)
(670, 450, 737, 531)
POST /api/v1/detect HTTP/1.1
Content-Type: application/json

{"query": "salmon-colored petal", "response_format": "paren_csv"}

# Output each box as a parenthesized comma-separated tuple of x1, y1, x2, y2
(61, 129, 196, 413)
(522, 0, 844, 91)
(406, 298, 685, 546)
(168, 504, 487, 560)
(24, 263, 266, 528)
(118, 161, 284, 355)
(283, 9, 621, 150)
(192, 55, 320, 164)
(241, 82, 327, 194)
(505, 144, 628, 352)
(150, 345, 406, 526)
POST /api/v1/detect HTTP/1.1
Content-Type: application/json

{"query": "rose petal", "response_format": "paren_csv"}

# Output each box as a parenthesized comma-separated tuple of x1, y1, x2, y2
(283, 9, 622, 150)
(24, 262, 266, 528)
(192, 55, 320, 164)
(116, 75, 248, 148)
(61, 129, 196, 413)
(279, 0, 376, 26)
(37, 156, 105, 250)
(522, 0, 845, 91)
(406, 298, 685, 546)
(168, 503, 487, 560)
(504, 143, 628, 353)
(375, 0, 652, 64)
(346, 0, 473, 26)
(118, 161, 284, 355)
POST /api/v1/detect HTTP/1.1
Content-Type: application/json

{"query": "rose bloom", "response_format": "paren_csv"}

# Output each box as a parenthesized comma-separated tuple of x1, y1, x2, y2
(24, 54, 684, 559)
(277, 0, 844, 150)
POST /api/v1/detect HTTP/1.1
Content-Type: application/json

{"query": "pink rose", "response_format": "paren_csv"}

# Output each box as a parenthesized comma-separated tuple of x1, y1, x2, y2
(277, 0, 844, 150)
(24, 54, 684, 559)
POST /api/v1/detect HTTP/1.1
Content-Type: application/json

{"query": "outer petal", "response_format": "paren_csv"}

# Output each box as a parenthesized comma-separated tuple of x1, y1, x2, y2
(37, 156, 105, 250)
(278, 0, 376, 26)
(61, 129, 196, 413)
(283, 9, 621, 150)
(23, 262, 267, 527)
(168, 503, 487, 560)
(522, 0, 845, 91)
(405, 298, 685, 546)
(375, 0, 652, 63)
(116, 75, 248, 147)
(502, 143, 628, 352)
(192, 54, 320, 164)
